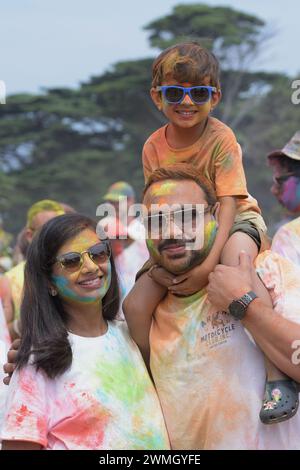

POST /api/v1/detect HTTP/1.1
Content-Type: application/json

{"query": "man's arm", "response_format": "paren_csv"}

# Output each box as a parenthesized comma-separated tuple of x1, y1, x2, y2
(207, 251, 300, 382)
(123, 272, 167, 370)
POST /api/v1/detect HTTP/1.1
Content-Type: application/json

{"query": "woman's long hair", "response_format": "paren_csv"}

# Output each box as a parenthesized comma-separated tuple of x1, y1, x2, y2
(16, 213, 120, 378)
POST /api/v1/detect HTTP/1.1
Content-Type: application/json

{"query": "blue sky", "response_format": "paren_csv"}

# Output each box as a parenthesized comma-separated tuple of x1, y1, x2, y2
(0, 0, 299, 94)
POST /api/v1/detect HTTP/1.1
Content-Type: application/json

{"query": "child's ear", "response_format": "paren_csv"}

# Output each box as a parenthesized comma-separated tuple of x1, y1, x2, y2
(150, 87, 162, 111)
(210, 89, 222, 111)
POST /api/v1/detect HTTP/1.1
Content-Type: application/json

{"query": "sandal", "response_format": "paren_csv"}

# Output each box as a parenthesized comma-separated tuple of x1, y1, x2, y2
(259, 379, 299, 425)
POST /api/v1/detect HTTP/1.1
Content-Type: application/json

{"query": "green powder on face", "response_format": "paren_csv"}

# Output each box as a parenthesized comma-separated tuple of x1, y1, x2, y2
(146, 239, 160, 258)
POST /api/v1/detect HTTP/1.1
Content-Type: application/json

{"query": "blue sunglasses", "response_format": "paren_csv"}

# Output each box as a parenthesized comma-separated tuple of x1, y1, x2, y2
(156, 85, 217, 105)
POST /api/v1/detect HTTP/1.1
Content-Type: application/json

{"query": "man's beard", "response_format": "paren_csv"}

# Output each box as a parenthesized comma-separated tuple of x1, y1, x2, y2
(158, 238, 206, 273)
(157, 219, 218, 274)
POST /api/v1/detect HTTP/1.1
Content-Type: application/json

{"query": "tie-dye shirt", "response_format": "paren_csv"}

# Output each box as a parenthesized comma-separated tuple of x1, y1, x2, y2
(1, 321, 170, 450)
(143, 117, 261, 216)
(271, 216, 300, 265)
(150, 250, 300, 450)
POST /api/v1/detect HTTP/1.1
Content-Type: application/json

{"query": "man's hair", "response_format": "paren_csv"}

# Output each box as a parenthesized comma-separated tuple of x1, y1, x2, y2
(152, 42, 220, 89)
(27, 199, 65, 228)
(143, 164, 217, 207)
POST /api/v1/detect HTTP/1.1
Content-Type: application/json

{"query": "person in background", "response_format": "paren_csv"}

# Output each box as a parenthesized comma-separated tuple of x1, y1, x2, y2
(101, 182, 148, 306)
(0, 200, 64, 340)
(268, 131, 300, 264)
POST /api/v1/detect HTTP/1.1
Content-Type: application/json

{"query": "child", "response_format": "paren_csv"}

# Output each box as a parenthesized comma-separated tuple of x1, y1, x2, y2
(130, 42, 298, 424)
(0, 213, 169, 450)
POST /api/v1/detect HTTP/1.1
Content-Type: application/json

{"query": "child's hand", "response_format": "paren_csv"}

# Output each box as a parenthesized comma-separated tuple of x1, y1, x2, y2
(149, 265, 180, 289)
(168, 261, 212, 296)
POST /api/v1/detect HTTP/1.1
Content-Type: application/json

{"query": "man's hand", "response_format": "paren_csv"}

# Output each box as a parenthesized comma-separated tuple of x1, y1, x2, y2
(168, 260, 212, 296)
(150, 266, 178, 288)
(207, 251, 255, 310)
(3, 339, 20, 385)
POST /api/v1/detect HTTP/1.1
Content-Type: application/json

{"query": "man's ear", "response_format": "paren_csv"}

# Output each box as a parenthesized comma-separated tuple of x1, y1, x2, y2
(150, 87, 162, 111)
(212, 202, 220, 223)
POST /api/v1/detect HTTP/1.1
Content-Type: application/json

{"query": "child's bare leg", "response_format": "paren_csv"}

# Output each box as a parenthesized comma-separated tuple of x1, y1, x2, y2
(222, 232, 299, 423)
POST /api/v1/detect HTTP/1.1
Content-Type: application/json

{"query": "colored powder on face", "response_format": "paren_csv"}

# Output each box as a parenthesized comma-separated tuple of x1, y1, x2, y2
(150, 181, 178, 197)
(281, 177, 300, 212)
(194, 218, 218, 264)
(146, 239, 160, 258)
(52, 261, 111, 304)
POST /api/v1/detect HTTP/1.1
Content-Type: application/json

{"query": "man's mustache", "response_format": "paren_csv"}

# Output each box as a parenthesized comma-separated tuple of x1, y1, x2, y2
(158, 237, 195, 252)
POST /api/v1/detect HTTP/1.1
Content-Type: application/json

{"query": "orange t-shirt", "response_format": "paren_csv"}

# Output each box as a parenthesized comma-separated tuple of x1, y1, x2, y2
(142, 117, 260, 215)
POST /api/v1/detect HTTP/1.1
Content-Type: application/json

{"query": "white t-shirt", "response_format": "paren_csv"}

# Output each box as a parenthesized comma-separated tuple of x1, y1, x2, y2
(1, 321, 169, 450)
(150, 251, 300, 449)
(272, 216, 300, 266)
(115, 238, 148, 302)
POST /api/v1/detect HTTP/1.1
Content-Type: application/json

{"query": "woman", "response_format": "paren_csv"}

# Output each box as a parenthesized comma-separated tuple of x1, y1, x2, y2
(1, 213, 169, 450)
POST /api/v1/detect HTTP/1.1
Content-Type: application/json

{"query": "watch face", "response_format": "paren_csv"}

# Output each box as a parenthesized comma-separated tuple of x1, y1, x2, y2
(229, 301, 245, 319)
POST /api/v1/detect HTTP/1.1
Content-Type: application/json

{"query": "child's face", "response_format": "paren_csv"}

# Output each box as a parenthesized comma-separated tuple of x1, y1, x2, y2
(151, 77, 221, 131)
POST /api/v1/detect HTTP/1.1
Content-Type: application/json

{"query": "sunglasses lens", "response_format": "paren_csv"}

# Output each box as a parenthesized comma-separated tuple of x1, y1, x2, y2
(164, 87, 184, 103)
(61, 253, 82, 271)
(190, 87, 210, 103)
(89, 243, 110, 264)
(146, 213, 166, 234)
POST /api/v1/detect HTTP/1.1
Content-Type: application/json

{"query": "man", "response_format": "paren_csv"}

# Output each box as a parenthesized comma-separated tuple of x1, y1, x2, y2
(268, 131, 300, 264)
(0, 200, 64, 340)
(124, 164, 300, 450)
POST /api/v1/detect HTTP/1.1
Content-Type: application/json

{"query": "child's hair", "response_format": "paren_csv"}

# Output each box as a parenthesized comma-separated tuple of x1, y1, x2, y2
(16, 213, 120, 379)
(152, 41, 220, 89)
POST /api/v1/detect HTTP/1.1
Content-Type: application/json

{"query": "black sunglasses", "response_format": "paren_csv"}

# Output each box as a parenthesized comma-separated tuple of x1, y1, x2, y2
(55, 241, 111, 272)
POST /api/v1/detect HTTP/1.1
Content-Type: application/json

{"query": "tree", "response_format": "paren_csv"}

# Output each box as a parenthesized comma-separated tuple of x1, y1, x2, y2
(0, 3, 298, 236)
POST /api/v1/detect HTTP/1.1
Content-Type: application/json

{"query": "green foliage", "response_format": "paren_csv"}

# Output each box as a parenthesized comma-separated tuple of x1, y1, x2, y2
(0, 3, 299, 238)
